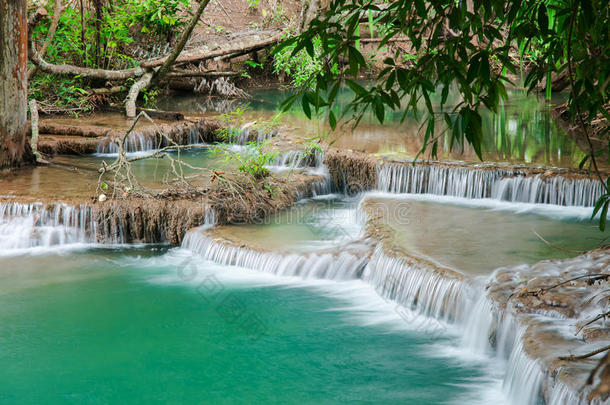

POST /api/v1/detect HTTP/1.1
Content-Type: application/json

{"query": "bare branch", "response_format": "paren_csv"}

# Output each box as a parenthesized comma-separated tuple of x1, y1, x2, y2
(142, 32, 282, 68)
(126, 72, 153, 118)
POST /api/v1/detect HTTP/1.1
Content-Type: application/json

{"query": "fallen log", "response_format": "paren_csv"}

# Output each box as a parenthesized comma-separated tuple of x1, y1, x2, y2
(90, 86, 126, 95)
(166, 70, 239, 78)
(141, 33, 282, 68)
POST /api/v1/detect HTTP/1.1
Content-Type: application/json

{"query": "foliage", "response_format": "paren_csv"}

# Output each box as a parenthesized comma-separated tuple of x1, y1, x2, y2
(29, 0, 193, 109)
(29, 74, 94, 113)
(302, 138, 323, 156)
(211, 109, 281, 180)
(210, 140, 278, 179)
(273, 32, 338, 88)
(278, 0, 609, 229)
(131, 0, 192, 36)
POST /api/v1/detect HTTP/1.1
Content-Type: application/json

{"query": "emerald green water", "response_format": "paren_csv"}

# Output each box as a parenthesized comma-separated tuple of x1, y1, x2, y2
(0, 248, 494, 404)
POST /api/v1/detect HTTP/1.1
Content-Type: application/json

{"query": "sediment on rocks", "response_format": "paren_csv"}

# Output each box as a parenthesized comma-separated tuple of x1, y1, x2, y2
(35, 117, 224, 156)
(324, 149, 608, 206)
(481, 250, 610, 404)
(325, 150, 378, 193)
(207, 173, 326, 225)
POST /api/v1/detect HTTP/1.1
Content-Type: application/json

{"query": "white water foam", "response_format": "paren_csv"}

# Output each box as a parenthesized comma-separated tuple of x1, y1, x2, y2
(364, 191, 595, 221)
(0, 202, 96, 255)
(376, 162, 605, 207)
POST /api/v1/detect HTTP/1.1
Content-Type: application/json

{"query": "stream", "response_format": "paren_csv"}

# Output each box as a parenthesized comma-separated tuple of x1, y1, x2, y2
(0, 88, 606, 404)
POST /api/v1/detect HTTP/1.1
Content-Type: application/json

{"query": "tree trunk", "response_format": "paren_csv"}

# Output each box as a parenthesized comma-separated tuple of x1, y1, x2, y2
(0, 0, 34, 169)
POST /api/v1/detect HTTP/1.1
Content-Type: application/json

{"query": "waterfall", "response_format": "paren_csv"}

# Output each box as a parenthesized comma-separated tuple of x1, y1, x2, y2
(547, 381, 588, 405)
(376, 162, 606, 207)
(460, 293, 496, 355)
(501, 321, 545, 405)
(0, 202, 96, 251)
(96, 123, 206, 154)
(182, 231, 368, 280)
(268, 150, 321, 171)
(491, 175, 604, 206)
(96, 131, 157, 154)
(233, 125, 276, 145)
(0, 201, 216, 251)
(362, 246, 472, 323)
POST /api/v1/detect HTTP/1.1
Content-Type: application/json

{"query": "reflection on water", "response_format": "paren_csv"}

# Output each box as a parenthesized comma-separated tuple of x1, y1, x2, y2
(212, 196, 363, 253)
(364, 194, 604, 275)
(158, 86, 605, 170)
(0, 149, 218, 199)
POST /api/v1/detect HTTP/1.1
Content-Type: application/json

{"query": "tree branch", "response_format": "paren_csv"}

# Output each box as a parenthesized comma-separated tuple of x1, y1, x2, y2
(126, 72, 153, 118)
(27, 8, 145, 80)
(150, 0, 213, 87)
(28, 0, 64, 79)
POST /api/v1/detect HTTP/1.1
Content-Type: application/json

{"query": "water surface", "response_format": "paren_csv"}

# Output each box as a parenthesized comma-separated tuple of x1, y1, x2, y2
(0, 248, 500, 404)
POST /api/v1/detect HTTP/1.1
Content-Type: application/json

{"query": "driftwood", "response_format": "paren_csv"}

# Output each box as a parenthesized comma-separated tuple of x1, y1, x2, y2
(150, 0, 212, 87)
(26, 6, 280, 117)
(125, 72, 153, 118)
(90, 86, 127, 95)
(136, 108, 184, 121)
(28, 99, 42, 162)
(32, 122, 113, 138)
(126, 0, 212, 117)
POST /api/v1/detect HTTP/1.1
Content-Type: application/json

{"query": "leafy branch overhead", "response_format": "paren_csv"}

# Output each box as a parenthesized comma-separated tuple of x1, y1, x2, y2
(277, 0, 609, 229)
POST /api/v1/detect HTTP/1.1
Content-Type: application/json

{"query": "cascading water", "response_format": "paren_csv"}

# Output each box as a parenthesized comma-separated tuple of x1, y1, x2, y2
(501, 320, 545, 405)
(96, 131, 157, 154)
(267, 150, 324, 173)
(180, 184, 607, 405)
(233, 125, 276, 145)
(361, 246, 472, 323)
(182, 231, 368, 280)
(0, 201, 216, 252)
(96, 125, 204, 154)
(491, 175, 604, 206)
(376, 162, 606, 207)
(0, 202, 96, 251)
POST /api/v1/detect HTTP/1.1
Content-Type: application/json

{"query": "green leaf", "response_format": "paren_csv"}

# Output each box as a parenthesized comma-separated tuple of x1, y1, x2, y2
(302, 95, 312, 119)
(600, 201, 609, 231)
(537, 4, 548, 33)
(374, 98, 385, 123)
(328, 110, 337, 130)
(414, 0, 426, 17)
(578, 155, 589, 170)
(345, 80, 367, 97)
(592, 195, 608, 219)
